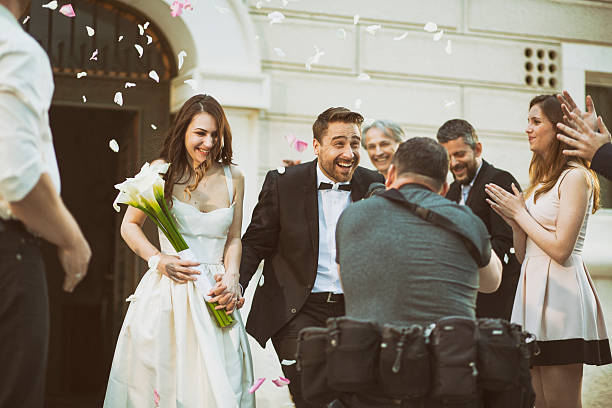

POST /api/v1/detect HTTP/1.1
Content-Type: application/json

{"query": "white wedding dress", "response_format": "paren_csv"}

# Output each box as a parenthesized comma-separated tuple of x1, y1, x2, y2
(104, 165, 255, 408)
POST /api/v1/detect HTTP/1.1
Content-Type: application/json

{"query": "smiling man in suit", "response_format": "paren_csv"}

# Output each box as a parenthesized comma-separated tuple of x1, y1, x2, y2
(437, 119, 521, 321)
(240, 107, 384, 407)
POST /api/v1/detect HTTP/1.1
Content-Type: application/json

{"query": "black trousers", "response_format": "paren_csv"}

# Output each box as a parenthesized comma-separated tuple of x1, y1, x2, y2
(272, 293, 345, 408)
(0, 227, 49, 408)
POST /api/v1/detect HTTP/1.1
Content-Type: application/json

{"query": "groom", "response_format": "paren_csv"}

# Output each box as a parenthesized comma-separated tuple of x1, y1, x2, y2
(240, 107, 384, 407)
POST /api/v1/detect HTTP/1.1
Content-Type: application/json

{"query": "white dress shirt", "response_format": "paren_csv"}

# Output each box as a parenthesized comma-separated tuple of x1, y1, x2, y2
(459, 160, 483, 206)
(0, 4, 60, 220)
(313, 164, 351, 294)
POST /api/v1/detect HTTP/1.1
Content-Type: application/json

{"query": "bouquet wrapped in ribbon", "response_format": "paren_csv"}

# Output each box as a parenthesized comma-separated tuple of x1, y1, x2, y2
(113, 162, 234, 328)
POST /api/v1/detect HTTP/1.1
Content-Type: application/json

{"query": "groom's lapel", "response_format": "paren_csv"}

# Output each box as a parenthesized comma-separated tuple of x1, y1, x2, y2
(303, 160, 319, 257)
(350, 168, 366, 202)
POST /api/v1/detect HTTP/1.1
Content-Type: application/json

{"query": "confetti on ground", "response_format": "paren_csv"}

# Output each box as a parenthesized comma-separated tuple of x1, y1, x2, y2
(366, 24, 381, 35)
(125, 82, 136, 88)
(82, 95, 87, 103)
(353, 14, 359, 25)
(336, 28, 347, 40)
(118, 35, 124, 42)
(134, 44, 143, 58)
(272, 377, 291, 387)
(424, 22, 437, 32)
(433, 30, 444, 42)
(146, 35, 153, 45)
(42, 1, 58, 10)
(354, 98, 362, 109)
(114, 92, 123, 106)
(151, 124, 157, 130)
(305, 45, 324, 71)
(215, 6, 229, 14)
(178, 50, 187, 70)
(357, 73, 371, 80)
(394, 32, 408, 41)
(281, 359, 296, 366)
(59, 4, 75, 18)
(149, 70, 160, 83)
(138, 24, 144, 35)
(22, 16, 30, 24)
(89, 49, 98, 61)
(268, 11, 285, 24)
(109, 139, 119, 152)
(273, 48, 285, 57)
(445, 39, 452, 55)
(86, 26, 95, 36)
(76, 71, 87, 78)
(248, 378, 266, 394)
(184, 79, 197, 90)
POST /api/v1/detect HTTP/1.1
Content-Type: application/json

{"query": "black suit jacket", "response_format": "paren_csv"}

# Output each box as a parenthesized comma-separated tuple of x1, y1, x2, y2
(240, 160, 384, 347)
(446, 160, 521, 320)
(591, 142, 612, 182)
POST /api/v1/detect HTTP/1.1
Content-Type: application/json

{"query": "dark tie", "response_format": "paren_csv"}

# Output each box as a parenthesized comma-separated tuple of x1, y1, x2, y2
(318, 182, 351, 191)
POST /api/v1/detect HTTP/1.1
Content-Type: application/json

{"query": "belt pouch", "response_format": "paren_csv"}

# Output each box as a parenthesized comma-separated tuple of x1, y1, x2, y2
(297, 326, 337, 405)
(377, 324, 430, 399)
(326, 317, 381, 392)
(476, 318, 521, 391)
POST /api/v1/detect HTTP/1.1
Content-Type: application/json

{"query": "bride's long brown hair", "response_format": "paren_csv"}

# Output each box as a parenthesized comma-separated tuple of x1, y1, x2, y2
(525, 94, 599, 213)
(158, 94, 233, 205)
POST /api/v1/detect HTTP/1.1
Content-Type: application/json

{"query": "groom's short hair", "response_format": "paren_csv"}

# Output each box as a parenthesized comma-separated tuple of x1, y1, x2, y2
(313, 107, 364, 143)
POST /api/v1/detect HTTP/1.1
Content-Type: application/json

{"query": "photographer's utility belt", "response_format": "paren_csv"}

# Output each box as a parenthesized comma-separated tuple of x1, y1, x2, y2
(296, 316, 539, 408)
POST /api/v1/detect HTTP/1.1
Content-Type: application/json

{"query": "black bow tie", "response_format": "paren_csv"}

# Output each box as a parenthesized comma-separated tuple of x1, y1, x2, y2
(318, 182, 351, 191)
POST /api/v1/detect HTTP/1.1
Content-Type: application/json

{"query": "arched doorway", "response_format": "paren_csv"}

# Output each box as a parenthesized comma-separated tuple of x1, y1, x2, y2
(25, 0, 177, 405)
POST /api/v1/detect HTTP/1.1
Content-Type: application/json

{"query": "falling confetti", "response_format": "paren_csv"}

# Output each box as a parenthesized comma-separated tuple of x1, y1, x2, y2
(59, 4, 75, 18)
(285, 134, 308, 152)
(258, 274, 265, 286)
(153, 389, 160, 407)
(118, 35, 124, 42)
(248, 378, 266, 394)
(445, 39, 452, 55)
(138, 24, 144, 35)
(183, 0, 193, 11)
(42, 1, 58, 10)
(109, 139, 119, 152)
(170, 0, 183, 17)
(268, 11, 285, 24)
(178, 50, 187, 70)
(215, 6, 229, 14)
(357, 73, 371, 80)
(281, 359, 296, 366)
(444, 99, 455, 108)
(184, 79, 197, 90)
(134, 44, 144, 58)
(149, 70, 160, 83)
(86, 26, 95, 36)
(366, 24, 381, 35)
(144, 21, 150, 29)
(336, 28, 347, 40)
(433, 30, 444, 42)
(114, 92, 123, 106)
(272, 377, 291, 387)
(22, 16, 30, 24)
(254, 35, 260, 41)
(76, 71, 87, 79)
(151, 124, 157, 130)
(82, 95, 87, 103)
(353, 14, 360, 25)
(393, 32, 408, 41)
(256, 1, 263, 9)
(281, 0, 289, 6)
(146, 35, 153, 45)
(305, 45, 324, 71)
(273, 48, 285, 57)
(124, 82, 136, 88)
(424, 22, 437, 32)
(354, 98, 362, 109)
(89, 49, 98, 61)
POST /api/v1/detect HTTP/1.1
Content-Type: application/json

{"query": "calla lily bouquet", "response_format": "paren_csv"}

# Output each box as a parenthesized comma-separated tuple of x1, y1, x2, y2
(113, 162, 234, 328)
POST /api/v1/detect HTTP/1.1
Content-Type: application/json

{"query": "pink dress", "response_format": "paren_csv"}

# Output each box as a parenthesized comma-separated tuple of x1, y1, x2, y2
(511, 165, 611, 366)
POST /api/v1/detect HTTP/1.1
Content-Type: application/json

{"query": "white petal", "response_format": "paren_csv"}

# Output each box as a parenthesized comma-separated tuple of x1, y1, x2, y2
(353, 14, 360, 25)
(424, 22, 437, 32)
(281, 359, 296, 366)
(138, 24, 144, 36)
(357, 73, 370, 81)
(114, 92, 123, 106)
(393, 32, 408, 41)
(178, 50, 187, 70)
(82, 95, 87, 103)
(22, 16, 30, 24)
(76, 71, 87, 79)
(433, 30, 444, 42)
(444, 99, 455, 108)
(256, 1, 263, 9)
(445, 39, 452, 55)
(281, 0, 289, 6)
(354, 98, 362, 109)
(336, 28, 347, 40)
(149, 70, 160, 83)
(86, 25, 95, 36)
(89, 49, 98, 61)
(126, 294, 137, 302)
(109, 139, 119, 152)
(273, 48, 285, 57)
(215, 6, 229, 14)
(124, 82, 136, 88)
(42, 1, 58, 10)
(118, 35, 124, 42)
(258, 274, 265, 286)
(366, 24, 381, 36)
(144, 21, 150, 29)
(184, 79, 197, 90)
(151, 124, 157, 130)
(146, 35, 153, 45)
(305, 45, 324, 71)
(268, 11, 285, 24)
(254, 35, 260, 41)
(134, 44, 143, 58)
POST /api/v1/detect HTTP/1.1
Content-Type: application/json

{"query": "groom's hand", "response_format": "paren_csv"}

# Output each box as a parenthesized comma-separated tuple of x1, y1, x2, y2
(209, 273, 241, 313)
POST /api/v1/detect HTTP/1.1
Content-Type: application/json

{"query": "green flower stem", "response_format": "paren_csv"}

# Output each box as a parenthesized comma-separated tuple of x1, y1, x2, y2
(155, 190, 188, 251)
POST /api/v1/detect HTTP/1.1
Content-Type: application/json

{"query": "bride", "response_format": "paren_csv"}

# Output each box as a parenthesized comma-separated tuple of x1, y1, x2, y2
(104, 94, 255, 408)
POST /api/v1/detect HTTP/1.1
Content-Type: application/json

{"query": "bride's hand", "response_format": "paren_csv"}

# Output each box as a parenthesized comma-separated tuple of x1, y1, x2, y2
(157, 254, 200, 284)
(485, 183, 526, 220)
(209, 273, 242, 313)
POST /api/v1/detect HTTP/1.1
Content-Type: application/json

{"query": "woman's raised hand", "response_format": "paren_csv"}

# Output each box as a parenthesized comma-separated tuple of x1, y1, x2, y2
(157, 254, 201, 284)
(557, 90, 598, 131)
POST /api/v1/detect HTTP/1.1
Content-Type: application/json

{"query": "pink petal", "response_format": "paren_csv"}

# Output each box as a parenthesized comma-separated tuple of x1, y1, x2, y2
(153, 389, 160, 406)
(59, 4, 75, 18)
(170, 1, 183, 17)
(284, 133, 297, 145)
(183, 0, 193, 11)
(295, 140, 308, 152)
(271, 377, 291, 387)
(248, 377, 265, 393)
